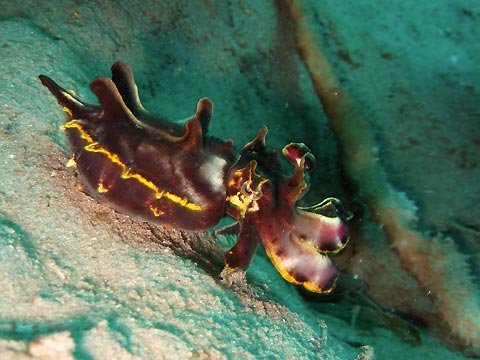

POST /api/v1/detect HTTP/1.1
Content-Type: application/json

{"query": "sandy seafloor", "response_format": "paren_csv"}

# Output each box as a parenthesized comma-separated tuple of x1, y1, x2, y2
(0, 1, 479, 359)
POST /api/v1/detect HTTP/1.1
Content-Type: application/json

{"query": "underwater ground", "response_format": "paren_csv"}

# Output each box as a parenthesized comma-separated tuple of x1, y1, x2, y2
(0, 1, 479, 359)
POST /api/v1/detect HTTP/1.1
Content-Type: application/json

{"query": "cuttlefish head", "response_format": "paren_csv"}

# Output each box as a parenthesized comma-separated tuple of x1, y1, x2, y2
(224, 128, 351, 293)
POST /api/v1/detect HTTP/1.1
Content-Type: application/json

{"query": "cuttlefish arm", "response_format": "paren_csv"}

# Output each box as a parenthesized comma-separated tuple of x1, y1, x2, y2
(224, 133, 350, 293)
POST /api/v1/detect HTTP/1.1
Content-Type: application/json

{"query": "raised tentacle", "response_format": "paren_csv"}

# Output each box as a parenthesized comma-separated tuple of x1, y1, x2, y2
(38, 75, 100, 119)
(110, 61, 147, 115)
(193, 98, 213, 134)
(89, 78, 137, 123)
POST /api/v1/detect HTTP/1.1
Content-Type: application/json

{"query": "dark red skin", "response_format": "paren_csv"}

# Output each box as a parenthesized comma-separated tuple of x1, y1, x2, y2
(39, 62, 351, 293)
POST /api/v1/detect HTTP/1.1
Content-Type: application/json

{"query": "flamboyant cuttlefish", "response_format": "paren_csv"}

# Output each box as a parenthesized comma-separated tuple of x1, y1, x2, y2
(39, 62, 351, 293)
